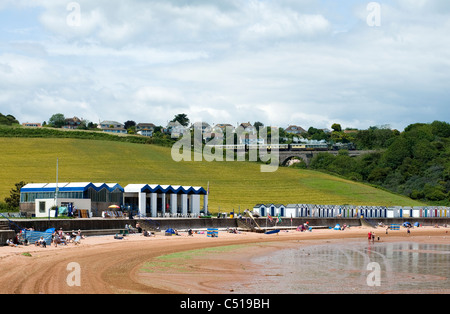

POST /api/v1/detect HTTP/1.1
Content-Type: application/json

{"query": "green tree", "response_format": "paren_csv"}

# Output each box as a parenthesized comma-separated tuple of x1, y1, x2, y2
(430, 120, 450, 138)
(124, 120, 136, 130)
(4, 181, 27, 210)
(331, 123, 342, 132)
(254, 121, 264, 131)
(171, 113, 190, 127)
(48, 113, 66, 128)
(0, 113, 19, 125)
(381, 136, 412, 168)
(307, 127, 329, 141)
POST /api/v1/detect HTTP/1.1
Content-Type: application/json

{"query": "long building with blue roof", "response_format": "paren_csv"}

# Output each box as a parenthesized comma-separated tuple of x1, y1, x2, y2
(20, 182, 124, 217)
(20, 182, 208, 218)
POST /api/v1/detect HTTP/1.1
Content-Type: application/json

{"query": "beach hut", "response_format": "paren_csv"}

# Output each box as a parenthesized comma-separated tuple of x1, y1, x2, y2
(267, 204, 276, 217)
(412, 207, 421, 218)
(253, 204, 267, 217)
(285, 204, 299, 218)
(275, 204, 286, 217)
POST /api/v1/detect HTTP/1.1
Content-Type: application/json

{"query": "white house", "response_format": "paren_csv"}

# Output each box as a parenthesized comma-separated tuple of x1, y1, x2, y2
(136, 123, 155, 137)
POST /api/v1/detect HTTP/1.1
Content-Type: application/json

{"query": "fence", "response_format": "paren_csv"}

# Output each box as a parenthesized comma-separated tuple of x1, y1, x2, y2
(207, 228, 218, 237)
(21, 230, 53, 244)
(390, 224, 400, 230)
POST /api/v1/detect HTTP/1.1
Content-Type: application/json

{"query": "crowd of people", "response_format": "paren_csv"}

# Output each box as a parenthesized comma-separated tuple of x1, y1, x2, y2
(5, 228, 84, 248)
(49, 228, 84, 247)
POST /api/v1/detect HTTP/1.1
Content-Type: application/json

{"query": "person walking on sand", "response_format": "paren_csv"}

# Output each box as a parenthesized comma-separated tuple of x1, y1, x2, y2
(371, 232, 375, 243)
(368, 231, 372, 242)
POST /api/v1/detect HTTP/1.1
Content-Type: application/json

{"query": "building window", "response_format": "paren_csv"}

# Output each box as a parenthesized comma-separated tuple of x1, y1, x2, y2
(39, 201, 46, 214)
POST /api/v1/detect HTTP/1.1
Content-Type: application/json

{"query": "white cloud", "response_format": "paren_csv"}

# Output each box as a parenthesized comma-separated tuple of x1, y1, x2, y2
(0, 0, 449, 130)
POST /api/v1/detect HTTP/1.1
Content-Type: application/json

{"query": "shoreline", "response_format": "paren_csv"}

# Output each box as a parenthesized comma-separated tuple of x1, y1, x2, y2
(0, 225, 448, 294)
(135, 227, 450, 294)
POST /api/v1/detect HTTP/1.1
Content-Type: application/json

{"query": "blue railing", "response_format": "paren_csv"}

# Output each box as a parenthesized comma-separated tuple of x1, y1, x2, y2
(0, 212, 25, 232)
(134, 214, 161, 230)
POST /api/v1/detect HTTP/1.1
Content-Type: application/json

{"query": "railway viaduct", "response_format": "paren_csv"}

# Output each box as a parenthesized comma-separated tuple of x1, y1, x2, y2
(278, 150, 378, 166)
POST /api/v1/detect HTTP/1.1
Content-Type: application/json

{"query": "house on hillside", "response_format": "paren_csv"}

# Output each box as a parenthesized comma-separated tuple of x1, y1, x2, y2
(285, 125, 306, 135)
(203, 123, 235, 143)
(236, 122, 261, 145)
(239, 122, 256, 134)
(98, 120, 127, 134)
(191, 122, 211, 133)
(99, 120, 123, 129)
(22, 122, 42, 127)
(136, 123, 156, 137)
(63, 117, 82, 129)
(164, 121, 187, 138)
(213, 123, 235, 134)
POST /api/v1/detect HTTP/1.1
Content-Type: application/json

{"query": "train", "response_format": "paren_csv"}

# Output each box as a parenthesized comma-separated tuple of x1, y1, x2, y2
(205, 142, 355, 152)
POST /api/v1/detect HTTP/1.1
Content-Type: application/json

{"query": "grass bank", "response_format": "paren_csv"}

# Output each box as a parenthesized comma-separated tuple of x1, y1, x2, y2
(0, 137, 425, 212)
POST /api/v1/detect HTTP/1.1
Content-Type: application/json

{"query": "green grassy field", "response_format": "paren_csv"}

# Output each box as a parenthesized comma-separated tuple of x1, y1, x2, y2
(0, 138, 425, 212)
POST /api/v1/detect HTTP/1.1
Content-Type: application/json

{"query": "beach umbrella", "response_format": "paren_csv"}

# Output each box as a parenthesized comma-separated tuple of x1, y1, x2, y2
(108, 205, 120, 209)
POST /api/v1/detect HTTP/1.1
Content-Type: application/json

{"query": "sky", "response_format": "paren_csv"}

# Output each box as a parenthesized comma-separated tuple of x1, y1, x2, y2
(0, 0, 449, 131)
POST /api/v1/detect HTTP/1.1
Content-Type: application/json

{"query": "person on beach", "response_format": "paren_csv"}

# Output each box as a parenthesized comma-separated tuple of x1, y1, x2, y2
(6, 239, 16, 247)
(53, 233, 60, 247)
(368, 231, 372, 242)
(142, 229, 151, 237)
(371, 232, 375, 243)
(38, 236, 46, 248)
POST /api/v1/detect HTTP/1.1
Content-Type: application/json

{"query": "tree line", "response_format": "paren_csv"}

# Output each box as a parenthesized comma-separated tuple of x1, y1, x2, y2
(308, 121, 450, 205)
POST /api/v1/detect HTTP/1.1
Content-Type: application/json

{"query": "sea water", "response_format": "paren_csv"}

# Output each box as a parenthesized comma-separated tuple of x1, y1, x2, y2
(235, 241, 450, 293)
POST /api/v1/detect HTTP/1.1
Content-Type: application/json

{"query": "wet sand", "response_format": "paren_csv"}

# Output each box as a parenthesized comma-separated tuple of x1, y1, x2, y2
(0, 225, 448, 294)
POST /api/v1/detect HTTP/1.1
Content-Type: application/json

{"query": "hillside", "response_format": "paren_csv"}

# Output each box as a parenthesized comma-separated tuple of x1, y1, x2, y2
(0, 137, 425, 212)
(309, 121, 450, 205)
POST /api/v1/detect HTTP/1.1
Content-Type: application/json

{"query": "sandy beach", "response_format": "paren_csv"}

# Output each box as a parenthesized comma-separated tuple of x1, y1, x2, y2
(0, 225, 449, 294)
